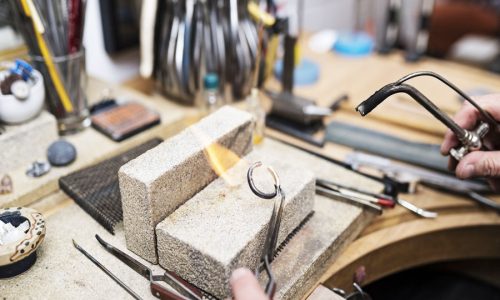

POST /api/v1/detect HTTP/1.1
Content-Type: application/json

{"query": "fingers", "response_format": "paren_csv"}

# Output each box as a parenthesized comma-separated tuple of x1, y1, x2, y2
(441, 103, 479, 155)
(441, 94, 500, 155)
(455, 151, 500, 179)
(441, 130, 459, 156)
(230, 268, 268, 300)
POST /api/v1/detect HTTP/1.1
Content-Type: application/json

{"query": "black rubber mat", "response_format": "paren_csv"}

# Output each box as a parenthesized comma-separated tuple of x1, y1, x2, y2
(59, 138, 163, 234)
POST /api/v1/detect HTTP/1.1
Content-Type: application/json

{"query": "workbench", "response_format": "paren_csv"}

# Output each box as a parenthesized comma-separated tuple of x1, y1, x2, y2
(2, 42, 500, 299)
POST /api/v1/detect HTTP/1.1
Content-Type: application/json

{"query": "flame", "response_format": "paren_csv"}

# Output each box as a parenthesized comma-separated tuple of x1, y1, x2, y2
(192, 127, 248, 186)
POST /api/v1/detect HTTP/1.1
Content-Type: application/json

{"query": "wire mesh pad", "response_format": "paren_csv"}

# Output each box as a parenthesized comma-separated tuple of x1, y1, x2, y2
(59, 138, 163, 233)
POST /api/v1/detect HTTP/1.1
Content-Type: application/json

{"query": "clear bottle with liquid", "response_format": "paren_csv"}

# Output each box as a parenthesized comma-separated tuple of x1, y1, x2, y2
(246, 87, 265, 144)
(200, 73, 224, 116)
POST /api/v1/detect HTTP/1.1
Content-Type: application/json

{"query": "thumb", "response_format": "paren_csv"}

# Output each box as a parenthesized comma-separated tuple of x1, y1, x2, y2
(230, 268, 268, 300)
(456, 151, 500, 179)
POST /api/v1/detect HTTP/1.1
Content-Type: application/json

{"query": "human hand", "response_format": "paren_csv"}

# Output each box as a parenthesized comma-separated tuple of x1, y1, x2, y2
(441, 94, 500, 191)
(230, 268, 268, 300)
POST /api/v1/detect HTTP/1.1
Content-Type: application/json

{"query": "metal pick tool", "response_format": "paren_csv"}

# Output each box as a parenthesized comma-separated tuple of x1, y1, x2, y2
(26, 161, 51, 178)
(247, 162, 286, 298)
(72, 239, 143, 300)
(95, 235, 214, 300)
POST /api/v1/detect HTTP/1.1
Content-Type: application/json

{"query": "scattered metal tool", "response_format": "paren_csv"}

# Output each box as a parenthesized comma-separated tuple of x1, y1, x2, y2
(318, 177, 436, 218)
(346, 151, 500, 214)
(266, 135, 409, 197)
(95, 235, 213, 300)
(356, 71, 500, 161)
(247, 162, 286, 298)
(316, 185, 383, 215)
(317, 179, 395, 208)
(346, 152, 491, 193)
(72, 239, 142, 300)
(397, 198, 437, 218)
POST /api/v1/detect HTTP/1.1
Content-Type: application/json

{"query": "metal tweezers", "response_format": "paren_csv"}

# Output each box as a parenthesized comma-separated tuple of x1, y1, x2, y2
(247, 162, 286, 298)
(94, 235, 214, 300)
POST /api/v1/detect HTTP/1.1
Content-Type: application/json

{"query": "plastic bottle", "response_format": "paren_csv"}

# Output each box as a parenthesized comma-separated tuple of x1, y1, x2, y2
(246, 87, 265, 144)
(200, 73, 224, 116)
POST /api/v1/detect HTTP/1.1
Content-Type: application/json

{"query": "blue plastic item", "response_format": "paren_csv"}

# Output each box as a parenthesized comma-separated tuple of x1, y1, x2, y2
(10, 59, 34, 81)
(333, 32, 374, 57)
(274, 58, 320, 86)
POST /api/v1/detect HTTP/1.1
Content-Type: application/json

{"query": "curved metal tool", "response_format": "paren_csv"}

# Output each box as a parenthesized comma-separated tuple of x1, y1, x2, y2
(356, 71, 499, 161)
(247, 161, 286, 298)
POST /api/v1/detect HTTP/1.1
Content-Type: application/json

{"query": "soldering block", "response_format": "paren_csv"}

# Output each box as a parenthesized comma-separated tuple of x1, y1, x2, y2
(156, 151, 316, 298)
(0, 111, 58, 173)
(119, 106, 253, 263)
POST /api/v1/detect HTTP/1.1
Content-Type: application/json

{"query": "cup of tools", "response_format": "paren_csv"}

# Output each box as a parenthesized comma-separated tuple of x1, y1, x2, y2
(31, 49, 90, 135)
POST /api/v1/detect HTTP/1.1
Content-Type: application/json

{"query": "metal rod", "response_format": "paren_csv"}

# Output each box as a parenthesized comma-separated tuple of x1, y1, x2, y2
(357, 83, 467, 140)
(396, 71, 500, 131)
(467, 192, 500, 213)
(72, 239, 143, 300)
(316, 186, 383, 214)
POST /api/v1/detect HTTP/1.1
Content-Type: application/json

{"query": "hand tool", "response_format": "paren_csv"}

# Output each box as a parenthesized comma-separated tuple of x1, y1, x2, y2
(183, 0, 195, 95)
(326, 120, 449, 172)
(318, 177, 437, 218)
(397, 198, 437, 218)
(356, 71, 500, 161)
(247, 161, 286, 298)
(376, 0, 401, 54)
(316, 185, 383, 215)
(266, 134, 410, 196)
(403, 0, 435, 62)
(328, 94, 349, 112)
(265, 114, 325, 147)
(139, 0, 158, 78)
(19, 0, 74, 113)
(95, 235, 213, 300)
(346, 151, 491, 193)
(174, 2, 186, 99)
(265, 136, 436, 217)
(166, 0, 180, 98)
(346, 151, 500, 213)
(266, 89, 332, 125)
(72, 239, 143, 300)
(317, 179, 395, 208)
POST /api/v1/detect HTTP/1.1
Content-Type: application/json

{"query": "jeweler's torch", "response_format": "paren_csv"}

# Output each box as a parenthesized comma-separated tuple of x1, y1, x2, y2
(356, 71, 499, 161)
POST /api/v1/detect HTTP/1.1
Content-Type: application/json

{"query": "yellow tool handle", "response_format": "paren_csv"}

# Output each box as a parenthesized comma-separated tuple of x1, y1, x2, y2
(20, 0, 74, 113)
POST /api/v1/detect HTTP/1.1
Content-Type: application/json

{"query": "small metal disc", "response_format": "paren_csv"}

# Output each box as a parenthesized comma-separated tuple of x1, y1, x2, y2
(47, 140, 77, 167)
